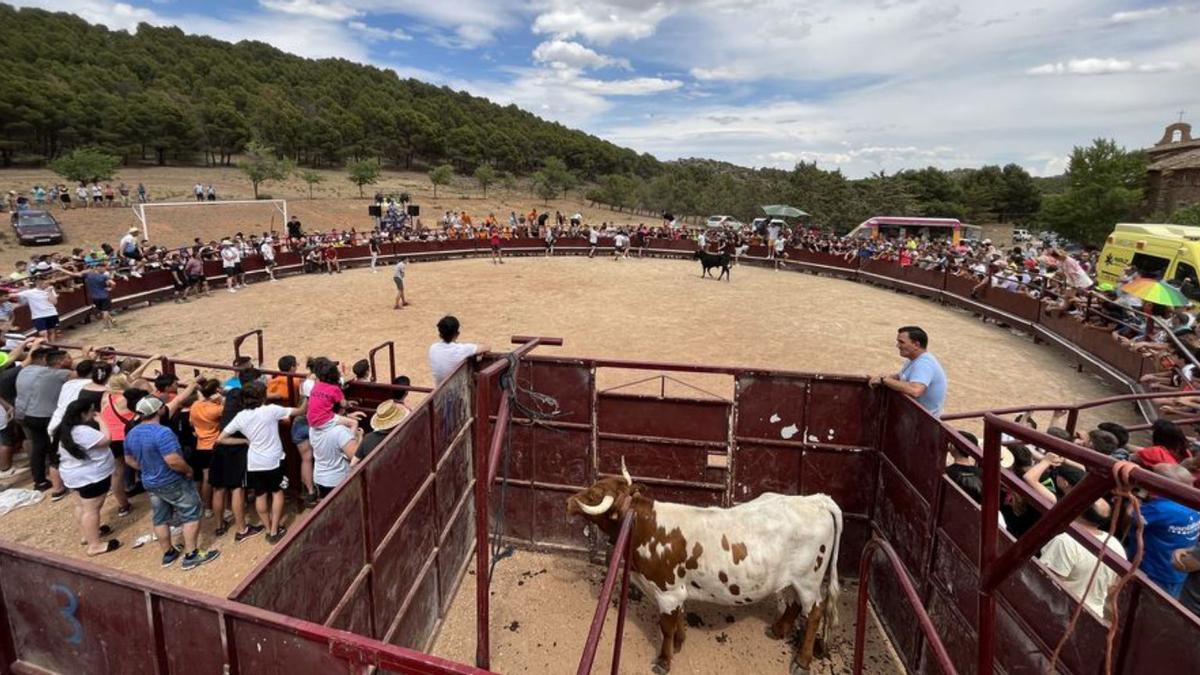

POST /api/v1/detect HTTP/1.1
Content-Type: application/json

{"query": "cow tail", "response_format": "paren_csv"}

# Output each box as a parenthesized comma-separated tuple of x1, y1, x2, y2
(823, 497, 843, 628)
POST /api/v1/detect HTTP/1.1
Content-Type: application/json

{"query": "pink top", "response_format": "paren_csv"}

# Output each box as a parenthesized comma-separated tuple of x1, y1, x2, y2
(100, 397, 134, 442)
(306, 381, 344, 428)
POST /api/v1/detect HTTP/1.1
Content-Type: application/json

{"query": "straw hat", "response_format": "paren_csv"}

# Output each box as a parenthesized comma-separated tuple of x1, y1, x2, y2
(370, 400, 409, 432)
(128, 227, 140, 234)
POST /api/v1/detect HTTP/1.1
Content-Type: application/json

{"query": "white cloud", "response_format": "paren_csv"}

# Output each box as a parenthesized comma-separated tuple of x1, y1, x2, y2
(258, 0, 361, 21)
(9, 0, 159, 32)
(533, 39, 628, 70)
(1027, 58, 1188, 76)
(572, 76, 681, 95)
(349, 19, 410, 42)
(530, 0, 676, 45)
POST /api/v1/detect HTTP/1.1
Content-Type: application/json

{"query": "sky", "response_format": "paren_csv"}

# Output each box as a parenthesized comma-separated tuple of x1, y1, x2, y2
(13, 0, 1200, 177)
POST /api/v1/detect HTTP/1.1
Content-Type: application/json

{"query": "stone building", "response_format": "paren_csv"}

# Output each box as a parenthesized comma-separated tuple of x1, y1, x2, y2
(1145, 121, 1200, 216)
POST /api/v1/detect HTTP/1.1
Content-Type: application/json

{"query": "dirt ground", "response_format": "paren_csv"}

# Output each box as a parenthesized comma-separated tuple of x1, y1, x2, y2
(0, 166, 650, 271)
(431, 549, 902, 675)
(0, 257, 1134, 599)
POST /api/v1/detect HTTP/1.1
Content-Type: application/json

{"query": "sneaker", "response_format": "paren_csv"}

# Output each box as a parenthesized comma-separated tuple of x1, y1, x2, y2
(181, 548, 221, 571)
(265, 526, 288, 545)
(161, 545, 184, 568)
(235, 524, 265, 543)
(204, 508, 214, 519)
(214, 519, 232, 537)
(228, 288, 237, 293)
(50, 489, 69, 502)
(303, 490, 318, 508)
(33, 480, 52, 491)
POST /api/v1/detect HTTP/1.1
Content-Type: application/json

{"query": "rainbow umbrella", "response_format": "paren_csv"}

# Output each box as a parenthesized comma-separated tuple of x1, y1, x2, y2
(1119, 278, 1191, 307)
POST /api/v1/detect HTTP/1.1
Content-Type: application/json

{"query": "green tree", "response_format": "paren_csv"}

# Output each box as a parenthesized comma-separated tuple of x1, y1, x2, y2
(474, 163, 496, 197)
(1040, 139, 1146, 244)
(50, 147, 120, 185)
(532, 170, 557, 205)
(346, 158, 381, 198)
(1170, 203, 1200, 226)
(500, 171, 518, 196)
(298, 169, 323, 199)
(237, 141, 293, 199)
(429, 163, 454, 199)
(541, 156, 577, 198)
(999, 164, 1042, 223)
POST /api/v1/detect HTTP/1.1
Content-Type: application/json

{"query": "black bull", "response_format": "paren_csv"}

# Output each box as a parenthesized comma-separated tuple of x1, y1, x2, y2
(693, 250, 731, 281)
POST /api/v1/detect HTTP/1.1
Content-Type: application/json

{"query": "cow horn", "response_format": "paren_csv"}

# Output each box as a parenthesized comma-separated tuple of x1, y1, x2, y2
(621, 456, 632, 485)
(577, 494, 615, 516)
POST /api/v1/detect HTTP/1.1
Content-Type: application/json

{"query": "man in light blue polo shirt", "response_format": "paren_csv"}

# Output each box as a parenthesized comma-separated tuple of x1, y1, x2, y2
(871, 325, 947, 417)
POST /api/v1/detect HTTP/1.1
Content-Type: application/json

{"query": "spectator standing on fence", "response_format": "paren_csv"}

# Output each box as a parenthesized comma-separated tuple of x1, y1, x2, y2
(124, 395, 221, 570)
(54, 398, 121, 556)
(870, 326, 947, 417)
(428, 315, 489, 386)
(218, 381, 305, 544)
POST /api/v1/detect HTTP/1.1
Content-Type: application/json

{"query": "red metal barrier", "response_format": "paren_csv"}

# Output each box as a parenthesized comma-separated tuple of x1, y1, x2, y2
(575, 509, 636, 675)
(368, 340, 397, 383)
(853, 536, 956, 675)
(232, 328, 264, 365)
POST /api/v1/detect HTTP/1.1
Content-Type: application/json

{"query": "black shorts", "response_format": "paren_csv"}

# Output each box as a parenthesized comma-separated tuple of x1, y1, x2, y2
(109, 440, 124, 458)
(93, 298, 111, 312)
(171, 277, 187, 291)
(186, 447, 212, 474)
(33, 316, 59, 332)
(76, 475, 112, 500)
(224, 263, 244, 276)
(246, 465, 284, 494)
(491, 244, 500, 251)
(208, 444, 247, 489)
(187, 275, 205, 287)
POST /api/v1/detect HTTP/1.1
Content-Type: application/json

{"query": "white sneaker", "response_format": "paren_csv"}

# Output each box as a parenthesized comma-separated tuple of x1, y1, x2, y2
(228, 288, 237, 293)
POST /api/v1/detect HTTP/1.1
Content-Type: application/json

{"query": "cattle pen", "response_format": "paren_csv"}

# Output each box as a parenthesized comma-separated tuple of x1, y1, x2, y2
(3, 333, 1200, 674)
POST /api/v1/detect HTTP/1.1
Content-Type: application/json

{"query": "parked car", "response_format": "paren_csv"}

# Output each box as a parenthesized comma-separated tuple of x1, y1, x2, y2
(11, 210, 65, 245)
(705, 215, 742, 229)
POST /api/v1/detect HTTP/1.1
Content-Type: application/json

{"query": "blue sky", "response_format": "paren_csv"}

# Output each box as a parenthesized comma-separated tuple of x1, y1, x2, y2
(13, 0, 1200, 177)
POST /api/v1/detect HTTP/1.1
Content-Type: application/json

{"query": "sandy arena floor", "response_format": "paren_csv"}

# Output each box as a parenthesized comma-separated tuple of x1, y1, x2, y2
(0, 256, 1134, 599)
(432, 549, 901, 675)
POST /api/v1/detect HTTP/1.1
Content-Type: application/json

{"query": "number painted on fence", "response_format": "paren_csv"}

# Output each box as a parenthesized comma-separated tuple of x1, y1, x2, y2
(50, 584, 83, 645)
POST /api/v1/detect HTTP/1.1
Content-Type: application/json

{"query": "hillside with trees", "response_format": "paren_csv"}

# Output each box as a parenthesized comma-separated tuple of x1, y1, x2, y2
(3, 5, 1191, 239)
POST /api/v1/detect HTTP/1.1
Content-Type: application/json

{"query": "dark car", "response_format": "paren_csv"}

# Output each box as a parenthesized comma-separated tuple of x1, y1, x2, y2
(11, 210, 65, 245)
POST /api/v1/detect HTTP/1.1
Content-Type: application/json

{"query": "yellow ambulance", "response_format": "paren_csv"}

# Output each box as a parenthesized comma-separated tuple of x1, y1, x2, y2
(1097, 223, 1200, 297)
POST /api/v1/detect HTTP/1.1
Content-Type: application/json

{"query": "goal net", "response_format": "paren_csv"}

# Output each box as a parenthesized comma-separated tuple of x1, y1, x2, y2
(134, 199, 288, 242)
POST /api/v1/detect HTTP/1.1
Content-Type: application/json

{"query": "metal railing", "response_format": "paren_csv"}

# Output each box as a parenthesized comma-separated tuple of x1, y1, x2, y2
(853, 537, 956, 675)
(576, 510, 636, 675)
(471, 335, 563, 670)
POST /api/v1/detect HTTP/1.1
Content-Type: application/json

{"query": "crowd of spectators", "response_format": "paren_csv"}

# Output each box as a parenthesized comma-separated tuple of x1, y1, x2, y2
(0, 333, 418, 569)
(5, 182, 148, 217)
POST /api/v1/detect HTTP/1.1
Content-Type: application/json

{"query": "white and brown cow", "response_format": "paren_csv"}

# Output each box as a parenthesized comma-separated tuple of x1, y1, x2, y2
(566, 460, 843, 675)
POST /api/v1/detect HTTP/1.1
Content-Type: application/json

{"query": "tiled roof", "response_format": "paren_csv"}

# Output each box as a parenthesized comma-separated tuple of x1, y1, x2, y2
(1148, 147, 1200, 171)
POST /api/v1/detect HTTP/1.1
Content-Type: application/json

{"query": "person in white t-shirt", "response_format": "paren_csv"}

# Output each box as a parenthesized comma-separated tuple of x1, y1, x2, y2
(259, 239, 277, 282)
(310, 415, 363, 497)
(613, 231, 630, 261)
(1038, 505, 1127, 623)
(217, 381, 305, 544)
(393, 258, 410, 310)
(17, 278, 59, 340)
(428, 315, 490, 386)
(219, 240, 244, 292)
(53, 398, 120, 556)
(588, 227, 599, 259)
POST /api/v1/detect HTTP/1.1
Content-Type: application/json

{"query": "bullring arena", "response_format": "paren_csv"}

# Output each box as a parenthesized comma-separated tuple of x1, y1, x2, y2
(2, 239, 1198, 675)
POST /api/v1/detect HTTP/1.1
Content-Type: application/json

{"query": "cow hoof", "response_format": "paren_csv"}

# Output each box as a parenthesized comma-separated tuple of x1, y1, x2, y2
(652, 660, 671, 675)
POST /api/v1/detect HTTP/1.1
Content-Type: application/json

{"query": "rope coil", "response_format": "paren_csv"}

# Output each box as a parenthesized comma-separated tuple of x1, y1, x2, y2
(1047, 461, 1144, 675)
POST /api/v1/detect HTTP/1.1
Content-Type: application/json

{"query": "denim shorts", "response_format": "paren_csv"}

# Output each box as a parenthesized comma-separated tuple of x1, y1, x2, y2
(148, 480, 203, 527)
(290, 416, 310, 444)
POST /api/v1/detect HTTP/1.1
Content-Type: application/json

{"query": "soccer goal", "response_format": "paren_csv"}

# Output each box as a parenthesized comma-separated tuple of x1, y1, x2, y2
(133, 199, 288, 240)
